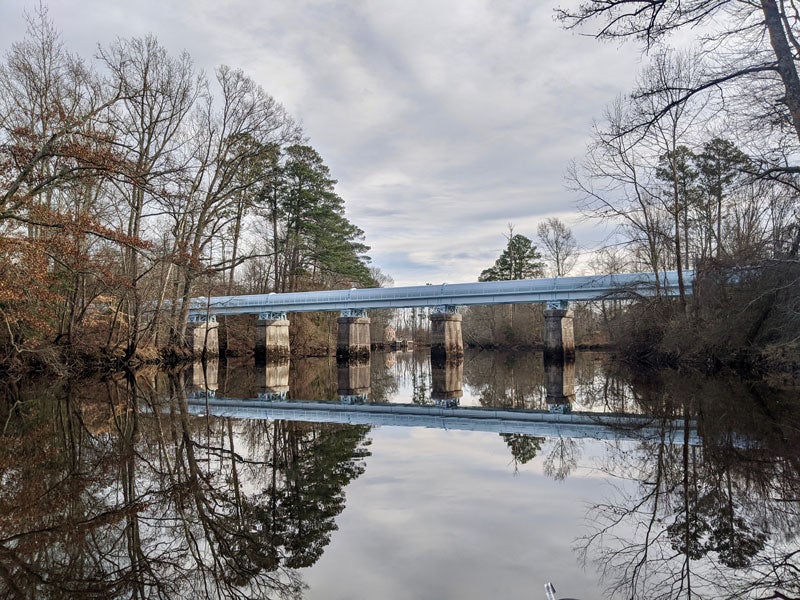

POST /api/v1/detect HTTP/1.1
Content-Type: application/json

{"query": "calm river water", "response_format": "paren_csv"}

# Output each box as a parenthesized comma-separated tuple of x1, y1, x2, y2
(0, 350, 798, 599)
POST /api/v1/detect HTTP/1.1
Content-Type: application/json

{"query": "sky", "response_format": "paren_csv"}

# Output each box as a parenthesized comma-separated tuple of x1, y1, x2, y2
(0, 0, 646, 286)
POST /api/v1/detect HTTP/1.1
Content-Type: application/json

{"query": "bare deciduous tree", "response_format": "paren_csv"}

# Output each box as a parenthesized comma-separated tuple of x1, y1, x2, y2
(536, 217, 578, 276)
(99, 35, 202, 354)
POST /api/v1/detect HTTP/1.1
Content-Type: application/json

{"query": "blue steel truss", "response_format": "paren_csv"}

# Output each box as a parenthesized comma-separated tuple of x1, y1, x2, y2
(189, 270, 692, 317)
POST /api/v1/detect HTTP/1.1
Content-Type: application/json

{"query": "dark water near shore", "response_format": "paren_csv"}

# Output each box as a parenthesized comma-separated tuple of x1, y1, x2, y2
(0, 350, 798, 599)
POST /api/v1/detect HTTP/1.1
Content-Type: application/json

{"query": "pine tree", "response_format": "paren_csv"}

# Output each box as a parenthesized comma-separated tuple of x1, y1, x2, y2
(479, 234, 545, 281)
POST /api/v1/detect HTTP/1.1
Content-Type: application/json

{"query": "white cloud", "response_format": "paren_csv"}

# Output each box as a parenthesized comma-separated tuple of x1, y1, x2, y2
(2, 0, 645, 285)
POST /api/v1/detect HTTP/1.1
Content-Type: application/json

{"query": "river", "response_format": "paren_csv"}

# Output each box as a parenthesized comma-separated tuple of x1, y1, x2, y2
(0, 350, 797, 599)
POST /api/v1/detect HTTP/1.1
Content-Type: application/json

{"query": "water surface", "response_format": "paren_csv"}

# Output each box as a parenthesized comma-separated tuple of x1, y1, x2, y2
(0, 350, 797, 599)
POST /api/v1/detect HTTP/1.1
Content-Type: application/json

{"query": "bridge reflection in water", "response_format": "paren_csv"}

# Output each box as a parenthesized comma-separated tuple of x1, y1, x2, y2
(338, 359, 371, 404)
(185, 354, 699, 445)
(182, 397, 699, 444)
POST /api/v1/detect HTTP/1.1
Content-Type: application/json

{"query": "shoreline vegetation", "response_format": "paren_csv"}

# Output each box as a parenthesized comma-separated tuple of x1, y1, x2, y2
(0, 8, 798, 383)
(4, 287, 797, 387)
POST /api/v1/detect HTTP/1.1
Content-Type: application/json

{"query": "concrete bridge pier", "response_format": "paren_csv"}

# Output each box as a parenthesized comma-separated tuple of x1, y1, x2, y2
(255, 312, 290, 361)
(431, 355, 463, 407)
(187, 314, 219, 357)
(429, 306, 463, 358)
(544, 355, 576, 413)
(338, 357, 371, 403)
(188, 359, 219, 398)
(337, 309, 371, 359)
(257, 359, 290, 401)
(543, 301, 575, 359)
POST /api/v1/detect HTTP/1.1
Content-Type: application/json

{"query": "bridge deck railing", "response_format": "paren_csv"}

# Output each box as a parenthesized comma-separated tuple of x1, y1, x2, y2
(189, 271, 693, 316)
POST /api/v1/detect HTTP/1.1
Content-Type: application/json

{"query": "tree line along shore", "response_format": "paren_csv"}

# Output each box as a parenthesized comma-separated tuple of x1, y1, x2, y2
(0, 6, 797, 380)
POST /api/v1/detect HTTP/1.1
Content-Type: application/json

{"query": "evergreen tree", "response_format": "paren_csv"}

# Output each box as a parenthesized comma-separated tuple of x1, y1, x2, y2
(278, 144, 372, 291)
(694, 138, 750, 259)
(655, 145, 699, 270)
(479, 234, 545, 281)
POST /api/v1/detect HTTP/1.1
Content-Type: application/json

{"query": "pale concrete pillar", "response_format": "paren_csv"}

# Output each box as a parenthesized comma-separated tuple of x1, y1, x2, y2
(431, 355, 463, 405)
(543, 301, 574, 359)
(544, 356, 576, 412)
(255, 312, 290, 361)
(337, 310, 371, 358)
(186, 315, 219, 357)
(188, 359, 219, 399)
(429, 309, 463, 358)
(338, 358, 371, 403)
(256, 359, 290, 401)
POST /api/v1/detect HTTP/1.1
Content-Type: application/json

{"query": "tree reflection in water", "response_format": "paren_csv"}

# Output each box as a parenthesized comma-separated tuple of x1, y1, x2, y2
(0, 371, 372, 599)
(465, 351, 587, 476)
(579, 369, 800, 600)
(2, 353, 798, 600)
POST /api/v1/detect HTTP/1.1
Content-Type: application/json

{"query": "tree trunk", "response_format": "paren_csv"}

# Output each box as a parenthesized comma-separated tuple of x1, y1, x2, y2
(271, 187, 280, 292)
(672, 164, 687, 310)
(761, 0, 800, 144)
(227, 198, 244, 295)
(172, 272, 196, 345)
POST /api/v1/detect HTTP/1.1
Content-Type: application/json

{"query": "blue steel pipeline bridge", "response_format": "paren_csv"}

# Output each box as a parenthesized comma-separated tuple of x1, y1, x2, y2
(181, 395, 702, 446)
(187, 270, 692, 317)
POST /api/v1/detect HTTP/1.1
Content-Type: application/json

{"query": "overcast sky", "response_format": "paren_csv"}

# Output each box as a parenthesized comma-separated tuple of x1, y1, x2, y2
(1, 1, 645, 285)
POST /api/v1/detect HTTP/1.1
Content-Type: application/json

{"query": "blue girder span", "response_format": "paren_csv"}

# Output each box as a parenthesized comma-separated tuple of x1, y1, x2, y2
(189, 270, 692, 318)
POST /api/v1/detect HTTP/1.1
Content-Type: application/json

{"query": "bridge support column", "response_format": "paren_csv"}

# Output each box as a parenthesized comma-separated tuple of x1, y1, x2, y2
(543, 301, 574, 359)
(188, 359, 219, 400)
(255, 312, 290, 361)
(429, 306, 463, 358)
(338, 357, 371, 403)
(431, 355, 463, 407)
(544, 356, 575, 413)
(187, 314, 219, 357)
(337, 309, 371, 359)
(256, 359, 290, 401)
